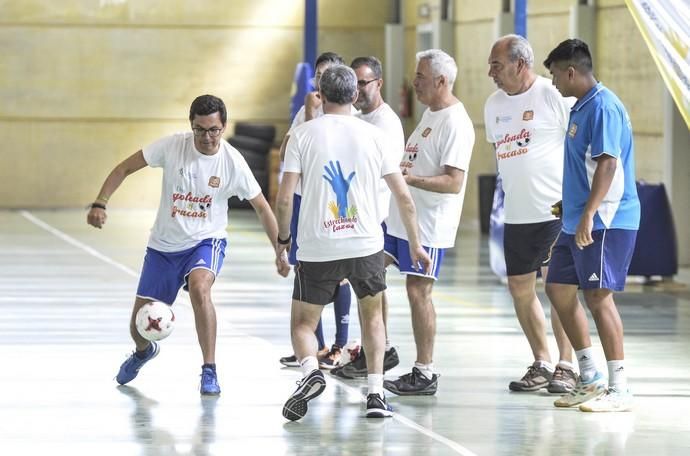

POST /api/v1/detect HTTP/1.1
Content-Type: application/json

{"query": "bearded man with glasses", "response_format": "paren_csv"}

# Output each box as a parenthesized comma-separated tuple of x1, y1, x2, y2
(87, 94, 288, 395)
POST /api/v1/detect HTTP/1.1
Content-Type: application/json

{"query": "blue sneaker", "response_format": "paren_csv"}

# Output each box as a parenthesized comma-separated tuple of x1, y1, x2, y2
(116, 342, 159, 385)
(200, 366, 221, 396)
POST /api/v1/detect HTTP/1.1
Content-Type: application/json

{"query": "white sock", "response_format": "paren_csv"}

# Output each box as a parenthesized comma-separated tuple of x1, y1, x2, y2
(414, 362, 434, 380)
(575, 347, 598, 382)
(557, 360, 576, 371)
(534, 360, 555, 373)
(368, 374, 384, 397)
(385, 340, 392, 351)
(607, 360, 627, 391)
(300, 356, 319, 377)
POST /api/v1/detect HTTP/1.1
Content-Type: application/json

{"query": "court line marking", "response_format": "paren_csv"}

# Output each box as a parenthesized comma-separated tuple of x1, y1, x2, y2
(20, 210, 478, 456)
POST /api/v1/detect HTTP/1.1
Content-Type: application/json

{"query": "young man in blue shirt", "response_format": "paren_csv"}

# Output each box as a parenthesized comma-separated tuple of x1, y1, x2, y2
(544, 39, 640, 412)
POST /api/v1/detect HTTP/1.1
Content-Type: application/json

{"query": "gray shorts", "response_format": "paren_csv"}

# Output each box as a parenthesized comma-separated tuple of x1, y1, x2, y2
(292, 250, 387, 305)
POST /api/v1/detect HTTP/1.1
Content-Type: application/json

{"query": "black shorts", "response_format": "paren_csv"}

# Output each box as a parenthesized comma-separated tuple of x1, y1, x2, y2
(504, 220, 562, 276)
(292, 250, 387, 305)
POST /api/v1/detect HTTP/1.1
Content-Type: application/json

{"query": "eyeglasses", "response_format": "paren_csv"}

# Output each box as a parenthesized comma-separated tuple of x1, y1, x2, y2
(357, 79, 379, 88)
(192, 127, 223, 137)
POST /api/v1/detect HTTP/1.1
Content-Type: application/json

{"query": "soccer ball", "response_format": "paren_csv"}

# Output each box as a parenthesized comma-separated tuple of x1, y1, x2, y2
(135, 301, 175, 341)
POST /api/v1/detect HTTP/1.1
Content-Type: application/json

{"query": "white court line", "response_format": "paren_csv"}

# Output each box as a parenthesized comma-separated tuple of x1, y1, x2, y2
(20, 210, 478, 456)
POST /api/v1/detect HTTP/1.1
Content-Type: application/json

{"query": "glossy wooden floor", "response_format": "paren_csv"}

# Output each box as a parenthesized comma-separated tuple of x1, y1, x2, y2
(2, 209, 689, 455)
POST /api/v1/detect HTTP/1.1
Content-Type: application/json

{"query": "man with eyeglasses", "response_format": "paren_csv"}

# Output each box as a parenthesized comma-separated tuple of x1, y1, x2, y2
(87, 94, 288, 395)
(383, 49, 475, 396)
(278, 52, 356, 370)
(330, 56, 405, 380)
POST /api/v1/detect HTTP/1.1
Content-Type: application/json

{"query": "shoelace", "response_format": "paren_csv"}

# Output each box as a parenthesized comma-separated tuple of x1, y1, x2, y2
(521, 365, 538, 381)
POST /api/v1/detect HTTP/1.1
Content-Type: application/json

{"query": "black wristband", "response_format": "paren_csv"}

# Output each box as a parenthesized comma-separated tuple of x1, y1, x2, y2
(91, 202, 106, 210)
(277, 234, 291, 245)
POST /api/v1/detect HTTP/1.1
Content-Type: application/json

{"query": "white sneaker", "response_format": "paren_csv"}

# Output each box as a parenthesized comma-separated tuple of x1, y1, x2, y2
(579, 387, 633, 412)
(554, 372, 606, 408)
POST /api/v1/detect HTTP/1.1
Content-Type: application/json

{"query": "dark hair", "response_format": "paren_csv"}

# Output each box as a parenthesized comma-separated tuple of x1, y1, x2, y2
(350, 56, 383, 79)
(315, 52, 344, 68)
(189, 94, 227, 125)
(319, 65, 357, 105)
(543, 39, 593, 73)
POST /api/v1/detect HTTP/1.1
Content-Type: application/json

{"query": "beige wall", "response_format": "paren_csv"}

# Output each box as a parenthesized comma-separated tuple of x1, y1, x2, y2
(0, 0, 669, 220)
(0, 0, 386, 209)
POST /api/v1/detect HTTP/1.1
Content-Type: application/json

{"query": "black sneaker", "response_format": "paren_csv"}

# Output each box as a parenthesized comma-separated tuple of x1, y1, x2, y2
(383, 347, 400, 372)
(366, 393, 394, 418)
(279, 354, 300, 368)
(331, 349, 367, 379)
(509, 363, 553, 392)
(318, 344, 342, 370)
(282, 369, 326, 421)
(383, 367, 439, 396)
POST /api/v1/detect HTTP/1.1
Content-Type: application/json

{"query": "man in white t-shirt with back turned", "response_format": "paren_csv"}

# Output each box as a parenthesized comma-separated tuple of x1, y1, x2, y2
(275, 65, 431, 420)
(383, 49, 475, 396)
(87, 95, 287, 396)
(485, 34, 577, 394)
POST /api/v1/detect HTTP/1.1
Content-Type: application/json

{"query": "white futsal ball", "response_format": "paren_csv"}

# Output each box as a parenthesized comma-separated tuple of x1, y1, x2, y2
(135, 301, 175, 341)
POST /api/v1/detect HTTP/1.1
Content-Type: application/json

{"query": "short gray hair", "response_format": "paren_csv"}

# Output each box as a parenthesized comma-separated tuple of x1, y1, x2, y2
(501, 34, 534, 68)
(416, 49, 457, 87)
(319, 64, 357, 105)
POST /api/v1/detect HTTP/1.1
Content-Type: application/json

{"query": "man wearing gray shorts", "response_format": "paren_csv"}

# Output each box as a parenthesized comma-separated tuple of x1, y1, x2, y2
(275, 64, 431, 420)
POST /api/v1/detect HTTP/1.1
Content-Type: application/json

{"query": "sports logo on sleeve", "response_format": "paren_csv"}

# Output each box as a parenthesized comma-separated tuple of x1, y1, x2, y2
(322, 160, 358, 233)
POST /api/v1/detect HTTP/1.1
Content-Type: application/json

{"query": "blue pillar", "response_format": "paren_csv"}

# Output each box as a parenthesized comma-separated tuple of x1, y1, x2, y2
(514, 0, 527, 37)
(304, 0, 317, 67)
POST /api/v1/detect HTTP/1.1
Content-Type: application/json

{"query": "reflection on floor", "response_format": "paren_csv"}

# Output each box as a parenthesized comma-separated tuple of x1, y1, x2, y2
(1, 209, 689, 455)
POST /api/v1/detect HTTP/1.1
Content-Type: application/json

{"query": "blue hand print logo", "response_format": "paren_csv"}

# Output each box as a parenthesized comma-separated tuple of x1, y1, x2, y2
(322, 160, 356, 218)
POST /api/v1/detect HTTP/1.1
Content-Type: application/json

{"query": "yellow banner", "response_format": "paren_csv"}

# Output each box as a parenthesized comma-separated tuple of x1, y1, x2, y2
(626, 0, 690, 129)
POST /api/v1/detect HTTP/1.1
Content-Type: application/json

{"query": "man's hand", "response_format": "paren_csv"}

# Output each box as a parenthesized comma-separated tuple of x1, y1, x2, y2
(275, 242, 291, 277)
(304, 91, 322, 120)
(410, 245, 432, 275)
(87, 207, 107, 229)
(551, 200, 562, 219)
(574, 213, 594, 250)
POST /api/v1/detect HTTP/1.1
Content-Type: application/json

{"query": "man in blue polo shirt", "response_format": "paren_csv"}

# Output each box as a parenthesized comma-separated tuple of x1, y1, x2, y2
(543, 39, 640, 412)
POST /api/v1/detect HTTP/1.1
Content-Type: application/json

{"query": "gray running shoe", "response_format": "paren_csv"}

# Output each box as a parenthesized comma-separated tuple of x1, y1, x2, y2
(383, 367, 439, 396)
(509, 363, 553, 392)
(547, 365, 578, 393)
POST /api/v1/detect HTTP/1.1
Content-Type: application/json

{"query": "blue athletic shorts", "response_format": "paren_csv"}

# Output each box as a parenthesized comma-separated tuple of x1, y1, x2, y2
(383, 232, 445, 280)
(546, 229, 637, 291)
(136, 238, 227, 304)
(288, 193, 301, 265)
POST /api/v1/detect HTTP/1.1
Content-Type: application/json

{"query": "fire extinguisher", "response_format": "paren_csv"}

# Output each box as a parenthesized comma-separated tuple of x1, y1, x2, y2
(399, 79, 411, 118)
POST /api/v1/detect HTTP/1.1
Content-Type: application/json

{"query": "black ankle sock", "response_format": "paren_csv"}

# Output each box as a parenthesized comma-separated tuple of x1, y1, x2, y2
(202, 363, 216, 371)
(134, 346, 151, 359)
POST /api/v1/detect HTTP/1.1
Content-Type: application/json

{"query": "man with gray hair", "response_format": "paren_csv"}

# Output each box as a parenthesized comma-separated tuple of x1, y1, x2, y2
(383, 49, 475, 396)
(276, 64, 432, 419)
(485, 34, 578, 394)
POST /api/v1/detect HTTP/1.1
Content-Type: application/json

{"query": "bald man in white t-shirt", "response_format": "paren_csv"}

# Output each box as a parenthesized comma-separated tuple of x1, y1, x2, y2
(485, 34, 577, 394)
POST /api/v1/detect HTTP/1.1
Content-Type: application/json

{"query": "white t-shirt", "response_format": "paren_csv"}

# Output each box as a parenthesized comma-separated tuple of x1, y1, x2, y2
(484, 76, 574, 223)
(386, 102, 475, 248)
(355, 103, 405, 222)
(284, 114, 400, 261)
(143, 132, 262, 252)
(288, 103, 358, 196)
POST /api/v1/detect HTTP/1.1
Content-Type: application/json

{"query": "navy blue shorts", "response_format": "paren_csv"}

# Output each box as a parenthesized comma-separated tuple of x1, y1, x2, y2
(288, 193, 301, 265)
(383, 232, 445, 280)
(136, 238, 227, 304)
(546, 229, 637, 291)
